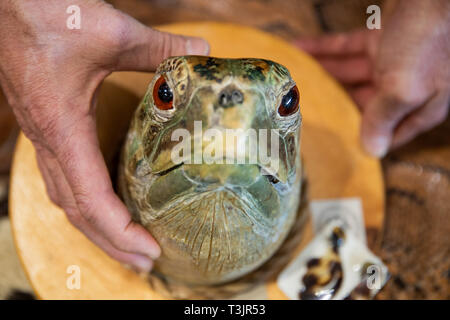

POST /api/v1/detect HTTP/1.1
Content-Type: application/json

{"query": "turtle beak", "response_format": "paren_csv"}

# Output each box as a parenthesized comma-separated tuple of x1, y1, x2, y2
(181, 121, 290, 185)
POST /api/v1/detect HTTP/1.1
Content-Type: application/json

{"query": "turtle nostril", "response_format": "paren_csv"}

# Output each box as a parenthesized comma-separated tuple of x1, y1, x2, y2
(218, 86, 244, 108)
(231, 90, 244, 104)
(219, 92, 229, 107)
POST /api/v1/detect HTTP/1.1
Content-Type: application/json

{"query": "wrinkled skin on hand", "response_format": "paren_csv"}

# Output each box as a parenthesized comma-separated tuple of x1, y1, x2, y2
(0, 0, 209, 271)
(295, 0, 450, 157)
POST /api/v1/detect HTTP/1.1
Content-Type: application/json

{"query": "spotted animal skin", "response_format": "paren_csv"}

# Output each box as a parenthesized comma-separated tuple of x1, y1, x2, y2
(299, 227, 345, 300)
(298, 225, 387, 300)
(118, 56, 304, 285)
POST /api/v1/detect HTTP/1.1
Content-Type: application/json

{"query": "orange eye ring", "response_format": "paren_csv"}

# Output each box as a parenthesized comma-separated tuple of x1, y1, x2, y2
(278, 85, 299, 117)
(153, 76, 174, 110)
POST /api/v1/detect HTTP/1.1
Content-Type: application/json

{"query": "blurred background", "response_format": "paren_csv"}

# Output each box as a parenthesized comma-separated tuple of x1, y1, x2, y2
(0, 0, 448, 300)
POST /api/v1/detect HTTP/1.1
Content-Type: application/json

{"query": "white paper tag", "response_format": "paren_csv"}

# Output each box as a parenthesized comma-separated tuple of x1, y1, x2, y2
(309, 198, 366, 243)
(276, 198, 389, 300)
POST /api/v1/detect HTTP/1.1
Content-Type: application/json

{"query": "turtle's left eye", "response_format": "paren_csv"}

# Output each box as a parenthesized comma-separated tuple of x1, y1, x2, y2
(153, 76, 173, 110)
(278, 85, 299, 117)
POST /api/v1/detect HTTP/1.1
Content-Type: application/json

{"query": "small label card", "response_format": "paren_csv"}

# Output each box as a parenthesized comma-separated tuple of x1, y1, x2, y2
(277, 198, 388, 300)
(309, 197, 366, 243)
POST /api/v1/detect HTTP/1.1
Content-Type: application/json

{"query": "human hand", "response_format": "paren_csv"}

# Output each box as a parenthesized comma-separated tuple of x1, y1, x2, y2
(0, 0, 209, 271)
(295, 0, 450, 157)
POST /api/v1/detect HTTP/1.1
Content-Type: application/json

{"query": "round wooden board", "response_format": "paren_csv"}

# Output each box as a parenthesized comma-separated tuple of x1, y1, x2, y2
(9, 22, 384, 300)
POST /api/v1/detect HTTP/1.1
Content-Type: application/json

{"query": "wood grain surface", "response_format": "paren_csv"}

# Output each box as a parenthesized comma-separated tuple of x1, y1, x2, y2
(9, 22, 384, 299)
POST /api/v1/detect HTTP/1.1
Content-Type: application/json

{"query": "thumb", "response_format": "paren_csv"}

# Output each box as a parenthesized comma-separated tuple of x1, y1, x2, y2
(361, 93, 417, 158)
(294, 30, 368, 56)
(112, 16, 209, 72)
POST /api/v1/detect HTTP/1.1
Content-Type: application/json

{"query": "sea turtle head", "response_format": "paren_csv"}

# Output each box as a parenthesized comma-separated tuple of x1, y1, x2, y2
(124, 56, 301, 220)
(121, 56, 303, 283)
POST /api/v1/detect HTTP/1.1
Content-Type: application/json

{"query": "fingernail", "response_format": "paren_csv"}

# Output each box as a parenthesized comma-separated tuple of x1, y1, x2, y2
(186, 37, 210, 55)
(146, 244, 161, 260)
(363, 135, 389, 158)
(131, 256, 153, 273)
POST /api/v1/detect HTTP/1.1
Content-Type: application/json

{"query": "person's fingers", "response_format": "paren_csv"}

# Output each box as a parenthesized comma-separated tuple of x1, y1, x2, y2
(294, 30, 368, 56)
(36, 151, 60, 206)
(52, 115, 161, 260)
(348, 84, 376, 111)
(391, 91, 450, 149)
(316, 56, 372, 84)
(83, 228, 153, 272)
(110, 13, 209, 72)
(67, 210, 154, 272)
(36, 147, 77, 209)
(37, 147, 154, 272)
(360, 92, 424, 158)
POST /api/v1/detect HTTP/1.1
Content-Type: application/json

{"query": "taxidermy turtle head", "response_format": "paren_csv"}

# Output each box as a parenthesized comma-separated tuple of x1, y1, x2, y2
(119, 56, 303, 285)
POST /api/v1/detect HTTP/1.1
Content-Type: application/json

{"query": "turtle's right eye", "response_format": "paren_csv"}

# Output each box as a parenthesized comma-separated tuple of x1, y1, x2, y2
(278, 85, 299, 117)
(153, 76, 173, 110)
